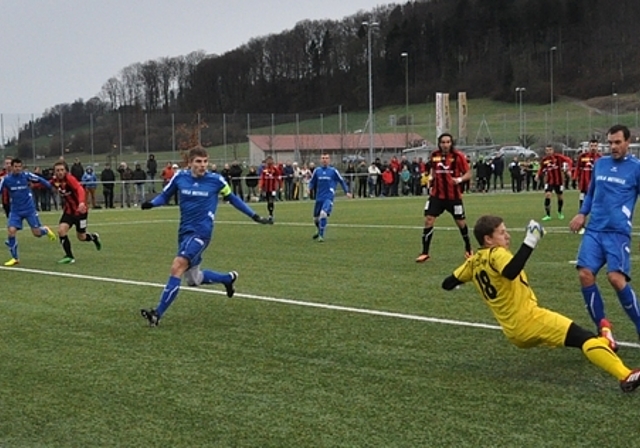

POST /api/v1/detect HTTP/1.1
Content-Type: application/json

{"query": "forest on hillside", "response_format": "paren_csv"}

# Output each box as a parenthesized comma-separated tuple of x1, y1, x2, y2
(10, 0, 640, 156)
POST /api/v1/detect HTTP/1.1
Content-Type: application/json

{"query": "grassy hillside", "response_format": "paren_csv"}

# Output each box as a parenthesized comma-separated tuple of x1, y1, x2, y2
(4, 94, 640, 170)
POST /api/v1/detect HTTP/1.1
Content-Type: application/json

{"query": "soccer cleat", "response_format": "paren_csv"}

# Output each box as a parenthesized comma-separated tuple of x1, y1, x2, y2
(312, 233, 319, 240)
(224, 271, 238, 298)
(415, 254, 431, 263)
(93, 233, 102, 251)
(541, 215, 552, 221)
(599, 318, 619, 353)
(3, 258, 19, 266)
(44, 226, 57, 241)
(140, 308, 160, 327)
(57, 256, 75, 264)
(620, 369, 640, 393)
(557, 212, 565, 220)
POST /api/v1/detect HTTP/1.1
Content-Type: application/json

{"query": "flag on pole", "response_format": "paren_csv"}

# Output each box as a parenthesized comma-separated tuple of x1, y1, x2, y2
(458, 92, 468, 142)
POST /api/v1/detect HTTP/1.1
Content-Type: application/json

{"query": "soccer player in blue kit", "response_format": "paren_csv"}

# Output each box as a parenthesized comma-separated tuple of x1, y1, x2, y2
(308, 153, 352, 242)
(570, 124, 640, 350)
(139, 147, 272, 326)
(0, 158, 56, 266)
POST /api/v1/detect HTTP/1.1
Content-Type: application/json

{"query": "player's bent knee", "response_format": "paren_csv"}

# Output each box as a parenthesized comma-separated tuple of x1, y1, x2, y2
(319, 210, 328, 219)
(564, 322, 595, 349)
(578, 268, 596, 286)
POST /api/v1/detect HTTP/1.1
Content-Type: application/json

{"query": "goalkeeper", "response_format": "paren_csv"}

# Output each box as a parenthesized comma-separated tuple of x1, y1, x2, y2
(139, 146, 273, 326)
(441, 215, 640, 393)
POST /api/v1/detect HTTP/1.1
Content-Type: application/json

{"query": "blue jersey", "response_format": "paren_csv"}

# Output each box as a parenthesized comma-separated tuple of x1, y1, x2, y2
(308, 165, 349, 202)
(580, 154, 640, 234)
(0, 172, 51, 213)
(152, 169, 233, 239)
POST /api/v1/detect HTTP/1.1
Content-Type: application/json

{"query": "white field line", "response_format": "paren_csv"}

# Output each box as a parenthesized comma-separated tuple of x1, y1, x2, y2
(2, 265, 640, 349)
(82, 218, 640, 235)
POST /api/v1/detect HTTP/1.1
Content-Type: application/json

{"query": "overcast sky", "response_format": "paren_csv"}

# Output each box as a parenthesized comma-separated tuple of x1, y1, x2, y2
(1, 0, 385, 117)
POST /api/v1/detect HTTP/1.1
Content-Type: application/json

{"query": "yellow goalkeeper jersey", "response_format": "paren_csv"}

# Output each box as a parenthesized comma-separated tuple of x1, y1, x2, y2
(453, 246, 539, 335)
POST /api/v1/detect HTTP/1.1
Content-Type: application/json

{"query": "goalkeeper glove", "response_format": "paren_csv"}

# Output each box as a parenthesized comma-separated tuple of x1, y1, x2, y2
(523, 219, 545, 248)
(252, 214, 273, 225)
(141, 201, 153, 210)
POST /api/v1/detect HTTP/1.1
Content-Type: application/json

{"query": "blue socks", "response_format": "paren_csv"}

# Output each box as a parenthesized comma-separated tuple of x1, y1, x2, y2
(616, 284, 640, 333)
(581, 284, 605, 328)
(319, 216, 327, 237)
(156, 276, 181, 317)
(5, 236, 18, 259)
(582, 283, 640, 334)
(201, 270, 230, 284)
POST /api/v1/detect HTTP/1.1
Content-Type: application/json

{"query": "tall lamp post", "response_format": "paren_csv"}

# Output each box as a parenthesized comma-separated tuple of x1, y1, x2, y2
(516, 87, 526, 143)
(401, 52, 409, 147)
(550, 46, 557, 139)
(363, 20, 379, 163)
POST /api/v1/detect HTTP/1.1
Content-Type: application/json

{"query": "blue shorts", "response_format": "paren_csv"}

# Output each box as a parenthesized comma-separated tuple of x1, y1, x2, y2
(313, 199, 333, 217)
(7, 209, 43, 230)
(576, 231, 631, 279)
(177, 235, 210, 267)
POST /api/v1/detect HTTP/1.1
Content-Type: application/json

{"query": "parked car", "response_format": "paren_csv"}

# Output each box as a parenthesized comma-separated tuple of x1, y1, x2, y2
(488, 146, 539, 160)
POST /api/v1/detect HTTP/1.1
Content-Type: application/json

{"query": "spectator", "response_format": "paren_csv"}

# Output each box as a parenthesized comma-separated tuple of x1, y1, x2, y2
(299, 163, 312, 200)
(100, 163, 116, 209)
(367, 161, 381, 197)
(356, 160, 368, 198)
(146, 154, 158, 193)
(282, 160, 295, 200)
(492, 153, 505, 190)
(70, 158, 84, 182)
(132, 163, 147, 206)
(117, 162, 133, 208)
(229, 160, 244, 199)
(81, 166, 98, 208)
(244, 166, 259, 202)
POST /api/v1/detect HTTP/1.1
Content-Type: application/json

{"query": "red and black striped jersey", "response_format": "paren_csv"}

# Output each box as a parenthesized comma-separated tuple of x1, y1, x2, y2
(0, 169, 9, 206)
(575, 151, 601, 192)
(537, 154, 572, 186)
(259, 165, 281, 192)
(51, 173, 85, 215)
(428, 149, 469, 200)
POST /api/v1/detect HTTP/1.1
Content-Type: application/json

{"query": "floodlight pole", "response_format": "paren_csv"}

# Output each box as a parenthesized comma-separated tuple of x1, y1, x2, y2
(364, 20, 379, 163)
(550, 46, 557, 139)
(401, 52, 409, 147)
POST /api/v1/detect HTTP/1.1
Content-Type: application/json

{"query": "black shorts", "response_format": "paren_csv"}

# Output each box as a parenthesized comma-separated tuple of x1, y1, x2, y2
(423, 196, 466, 220)
(60, 213, 88, 233)
(544, 184, 564, 194)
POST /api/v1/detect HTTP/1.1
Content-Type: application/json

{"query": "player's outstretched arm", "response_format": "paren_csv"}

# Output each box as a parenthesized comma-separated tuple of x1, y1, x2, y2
(225, 192, 273, 224)
(141, 193, 167, 210)
(442, 274, 463, 290)
(501, 220, 544, 280)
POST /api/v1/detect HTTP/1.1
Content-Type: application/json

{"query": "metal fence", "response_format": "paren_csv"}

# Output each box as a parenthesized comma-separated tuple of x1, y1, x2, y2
(2, 106, 639, 169)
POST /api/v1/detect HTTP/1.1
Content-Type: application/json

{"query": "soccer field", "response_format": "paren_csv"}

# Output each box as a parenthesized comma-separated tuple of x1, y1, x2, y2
(2, 191, 640, 447)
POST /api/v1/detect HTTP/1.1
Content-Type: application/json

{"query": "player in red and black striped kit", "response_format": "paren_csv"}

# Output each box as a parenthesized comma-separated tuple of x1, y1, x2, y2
(574, 139, 602, 209)
(0, 156, 11, 217)
(535, 145, 573, 221)
(259, 156, 281, 220)
(50, 161, 101, 264)
(416, 133, 473, 262)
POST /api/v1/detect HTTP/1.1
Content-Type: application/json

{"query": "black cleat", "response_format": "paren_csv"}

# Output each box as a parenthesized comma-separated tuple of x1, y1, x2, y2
(140, 308, 160, 327)
(93, 233, 102, 251)
(312, 233, 319, 240)
(224, 271, 238, 298)
(620, 369, 640, 393)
